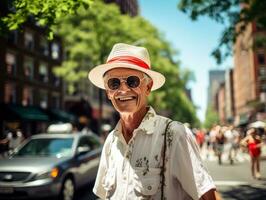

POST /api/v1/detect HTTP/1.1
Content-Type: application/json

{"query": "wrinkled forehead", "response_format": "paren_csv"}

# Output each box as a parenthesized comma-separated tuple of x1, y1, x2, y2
(103, 67, 145, 78)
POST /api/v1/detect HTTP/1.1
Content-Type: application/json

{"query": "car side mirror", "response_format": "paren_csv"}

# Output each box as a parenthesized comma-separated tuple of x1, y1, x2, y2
(77, 146, 91, 155)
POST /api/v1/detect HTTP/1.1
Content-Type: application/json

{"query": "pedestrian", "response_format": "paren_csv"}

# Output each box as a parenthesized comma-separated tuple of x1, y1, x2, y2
(7, 129, 24, 151)
(89, 43, 218, 200)
(215, 126, 226, 165)
(195, 129, 205, 150)
(240, 127, 262, 179)
(88, 43, 220, 199)
(0, 134, 9, 158)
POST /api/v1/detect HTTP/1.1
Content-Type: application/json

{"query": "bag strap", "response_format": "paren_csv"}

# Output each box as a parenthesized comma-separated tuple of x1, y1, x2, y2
(161, 120, 173, 200)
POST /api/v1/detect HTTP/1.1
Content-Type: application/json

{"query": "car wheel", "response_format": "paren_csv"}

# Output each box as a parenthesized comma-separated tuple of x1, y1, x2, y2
(60, 177, 75, 200)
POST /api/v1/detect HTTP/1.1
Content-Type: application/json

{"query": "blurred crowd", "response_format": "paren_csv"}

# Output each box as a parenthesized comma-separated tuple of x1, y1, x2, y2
(191, 123, 266, 179)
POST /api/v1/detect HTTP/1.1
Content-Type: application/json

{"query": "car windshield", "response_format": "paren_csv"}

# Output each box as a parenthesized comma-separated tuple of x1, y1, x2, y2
(14, 138, 74, 157)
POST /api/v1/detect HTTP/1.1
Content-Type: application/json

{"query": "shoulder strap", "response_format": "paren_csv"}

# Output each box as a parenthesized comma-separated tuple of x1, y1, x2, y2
(161, 120, 173, 200)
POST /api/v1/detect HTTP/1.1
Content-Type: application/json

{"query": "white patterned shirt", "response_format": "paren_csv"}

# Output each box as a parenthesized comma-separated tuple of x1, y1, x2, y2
(93, 107, 215, 200)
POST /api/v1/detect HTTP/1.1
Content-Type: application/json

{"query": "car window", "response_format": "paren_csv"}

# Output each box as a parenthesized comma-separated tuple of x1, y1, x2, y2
(77, 136, 101, 151)
(15, 138, 73, 157)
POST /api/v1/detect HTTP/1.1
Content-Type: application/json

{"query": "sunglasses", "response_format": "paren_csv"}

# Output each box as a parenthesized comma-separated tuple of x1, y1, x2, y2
(105, 75, 145, 90)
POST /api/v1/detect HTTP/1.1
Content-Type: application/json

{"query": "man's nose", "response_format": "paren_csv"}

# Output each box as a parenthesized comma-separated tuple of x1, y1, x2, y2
(118, 80, 130, 91)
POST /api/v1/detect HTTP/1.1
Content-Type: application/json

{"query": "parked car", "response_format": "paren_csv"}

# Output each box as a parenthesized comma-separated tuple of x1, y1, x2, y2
(0, 132, 102, 200)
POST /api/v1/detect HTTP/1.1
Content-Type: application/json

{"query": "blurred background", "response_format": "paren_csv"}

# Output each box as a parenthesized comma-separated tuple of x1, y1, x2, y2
(0, 0, 266, 199)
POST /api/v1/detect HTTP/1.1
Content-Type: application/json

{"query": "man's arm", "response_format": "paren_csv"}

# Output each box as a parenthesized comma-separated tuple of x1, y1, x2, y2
(199, 189, 222, 200)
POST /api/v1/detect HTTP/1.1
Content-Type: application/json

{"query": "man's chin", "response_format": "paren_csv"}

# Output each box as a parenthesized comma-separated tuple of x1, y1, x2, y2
(116, 108, 136, 114)
(114, 105, 137, 114)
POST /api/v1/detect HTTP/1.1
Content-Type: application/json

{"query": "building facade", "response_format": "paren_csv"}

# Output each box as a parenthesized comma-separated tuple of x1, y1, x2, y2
(207, 70, 225, 110)
(224, 69, 235, 123)
(233, 22, 266, 124)
(217, 83, 226, 124)
(0, 2, 66, 137)
(104, 0, 138, 16)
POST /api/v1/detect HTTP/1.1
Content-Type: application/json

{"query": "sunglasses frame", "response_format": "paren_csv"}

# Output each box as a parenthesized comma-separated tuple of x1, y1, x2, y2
(104, 75, 146, 90)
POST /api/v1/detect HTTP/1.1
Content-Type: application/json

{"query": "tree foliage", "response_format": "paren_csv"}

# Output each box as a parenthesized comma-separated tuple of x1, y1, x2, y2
(203, 105, 219, 129)
(0, 0, 93, 38)
(54, 0, 199, 126)
(178, 0, 266, 64)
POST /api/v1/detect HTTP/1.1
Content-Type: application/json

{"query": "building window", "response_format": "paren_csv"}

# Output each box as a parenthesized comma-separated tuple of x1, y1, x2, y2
(5, 52, 16, 75)
(51, 93, 60, 109)
(7, 0, 16, 12)
(39, 63, 49, 83)
(258, 53, 265, 65)
(51, 72, 60, 87)
(51, 42, 60, 59)
(22, 86, 33, 106)
(39, 36, 49, 56)
(24, 57, 34, 79)
(7, 30, 18, 44)
(259, 67, 266, 75)
(39, 90, 48, 109)
(4, 82, 16, 103)
(261, 84, 266, 92)
(24, 31, 34, 50)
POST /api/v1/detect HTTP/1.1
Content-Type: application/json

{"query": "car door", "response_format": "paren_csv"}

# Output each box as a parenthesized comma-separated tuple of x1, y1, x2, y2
(75, 135, 101, 186)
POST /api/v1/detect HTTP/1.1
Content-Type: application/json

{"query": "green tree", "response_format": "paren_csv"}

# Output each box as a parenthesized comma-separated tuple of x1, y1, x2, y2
(54, 1, 199, 126)
(0, 0, 93, 38)
(178, 0, 266, 64)
(204, 106, 219, 129)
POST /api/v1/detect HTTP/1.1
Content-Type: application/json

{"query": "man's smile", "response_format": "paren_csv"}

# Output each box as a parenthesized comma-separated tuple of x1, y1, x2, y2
(115, 96, 137, 102)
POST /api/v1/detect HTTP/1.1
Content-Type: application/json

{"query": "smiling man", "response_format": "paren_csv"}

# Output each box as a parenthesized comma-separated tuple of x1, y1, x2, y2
(88, 43, 221, 200)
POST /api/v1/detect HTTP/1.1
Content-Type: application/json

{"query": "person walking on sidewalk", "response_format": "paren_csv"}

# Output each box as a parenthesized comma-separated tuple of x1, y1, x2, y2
(88, 43, 221, 200)
(241, 127, 262, 179)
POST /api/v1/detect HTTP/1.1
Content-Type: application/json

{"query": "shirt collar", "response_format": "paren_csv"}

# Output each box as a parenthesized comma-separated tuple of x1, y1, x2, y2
(113, 106, 157, 136)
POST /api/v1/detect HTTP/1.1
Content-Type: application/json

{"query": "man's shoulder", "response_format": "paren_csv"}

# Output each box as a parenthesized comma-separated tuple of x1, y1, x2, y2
(155, 115, 187, 136)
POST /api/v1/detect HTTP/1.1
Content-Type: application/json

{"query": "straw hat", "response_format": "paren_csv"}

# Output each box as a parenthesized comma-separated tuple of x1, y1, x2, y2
(88, 43, 165, 91)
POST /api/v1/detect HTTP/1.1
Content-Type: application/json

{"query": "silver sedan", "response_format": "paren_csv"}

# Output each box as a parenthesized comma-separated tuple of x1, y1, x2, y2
(0, 133, 102, 200)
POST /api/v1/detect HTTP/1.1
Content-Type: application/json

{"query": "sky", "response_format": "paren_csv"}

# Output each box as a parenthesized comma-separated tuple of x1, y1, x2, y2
(138, 0, 232, 122)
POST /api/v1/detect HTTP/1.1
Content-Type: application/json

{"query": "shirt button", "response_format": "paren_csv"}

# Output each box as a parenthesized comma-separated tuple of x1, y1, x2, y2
(147, 185, 152, 190)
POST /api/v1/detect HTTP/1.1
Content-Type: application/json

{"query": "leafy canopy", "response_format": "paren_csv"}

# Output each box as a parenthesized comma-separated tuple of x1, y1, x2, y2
(178, 0, 266, 64)
(204, 105, 219, 129)
(0, 0, 93, 38)
(54, 1, 199, 126)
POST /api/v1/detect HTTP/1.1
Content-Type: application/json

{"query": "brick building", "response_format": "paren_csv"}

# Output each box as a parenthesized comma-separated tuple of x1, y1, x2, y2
(233, 22, 266, 125)
(0, 1, 72, 137)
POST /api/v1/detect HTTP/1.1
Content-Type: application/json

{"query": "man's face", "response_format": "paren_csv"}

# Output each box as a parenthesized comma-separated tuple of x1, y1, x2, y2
(104, 68, 153, 115)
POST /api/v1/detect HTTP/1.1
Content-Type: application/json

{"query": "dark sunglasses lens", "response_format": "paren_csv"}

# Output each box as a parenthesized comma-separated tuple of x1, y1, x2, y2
(127, 76, 140, 88)
(108, 78, 120, 90)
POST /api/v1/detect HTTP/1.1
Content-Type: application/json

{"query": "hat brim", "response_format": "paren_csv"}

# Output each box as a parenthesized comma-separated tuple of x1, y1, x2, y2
(88, 62, 165, 91)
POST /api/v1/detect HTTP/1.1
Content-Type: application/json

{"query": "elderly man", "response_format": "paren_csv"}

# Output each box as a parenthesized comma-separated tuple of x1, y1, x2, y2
(88, 43, 220, 200)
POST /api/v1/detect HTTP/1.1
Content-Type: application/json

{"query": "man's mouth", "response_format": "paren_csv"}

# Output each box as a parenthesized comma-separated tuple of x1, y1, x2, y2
(116, 96, 136, 102)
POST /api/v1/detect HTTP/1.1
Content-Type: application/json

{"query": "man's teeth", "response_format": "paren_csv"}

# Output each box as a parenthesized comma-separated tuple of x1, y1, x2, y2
(118, 97, 135, 101)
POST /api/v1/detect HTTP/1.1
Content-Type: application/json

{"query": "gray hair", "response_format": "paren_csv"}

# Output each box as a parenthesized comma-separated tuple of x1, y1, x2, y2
(143, 73, 152, 84)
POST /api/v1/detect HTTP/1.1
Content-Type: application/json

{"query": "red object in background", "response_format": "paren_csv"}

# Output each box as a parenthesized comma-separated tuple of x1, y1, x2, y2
(92, 108, 100, 119)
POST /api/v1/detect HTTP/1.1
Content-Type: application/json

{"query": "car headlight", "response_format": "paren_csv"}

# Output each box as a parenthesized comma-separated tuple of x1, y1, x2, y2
(35, 167, 59, 180)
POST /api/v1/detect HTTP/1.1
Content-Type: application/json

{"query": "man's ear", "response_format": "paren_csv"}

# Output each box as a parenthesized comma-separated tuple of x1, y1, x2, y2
(146, 80, 153, 95)
(106, 90, 111, 100)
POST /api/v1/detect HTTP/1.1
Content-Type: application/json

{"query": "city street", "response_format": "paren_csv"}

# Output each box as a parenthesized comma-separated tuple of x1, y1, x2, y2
(206, 159, 266, 200)
(74, 149, 266, 200)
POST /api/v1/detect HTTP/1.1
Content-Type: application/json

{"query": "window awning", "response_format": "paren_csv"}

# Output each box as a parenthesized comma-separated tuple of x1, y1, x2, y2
(237, 114, 249, 127)
(44, 109, 76, 123)
(0, 104, 49, 121)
